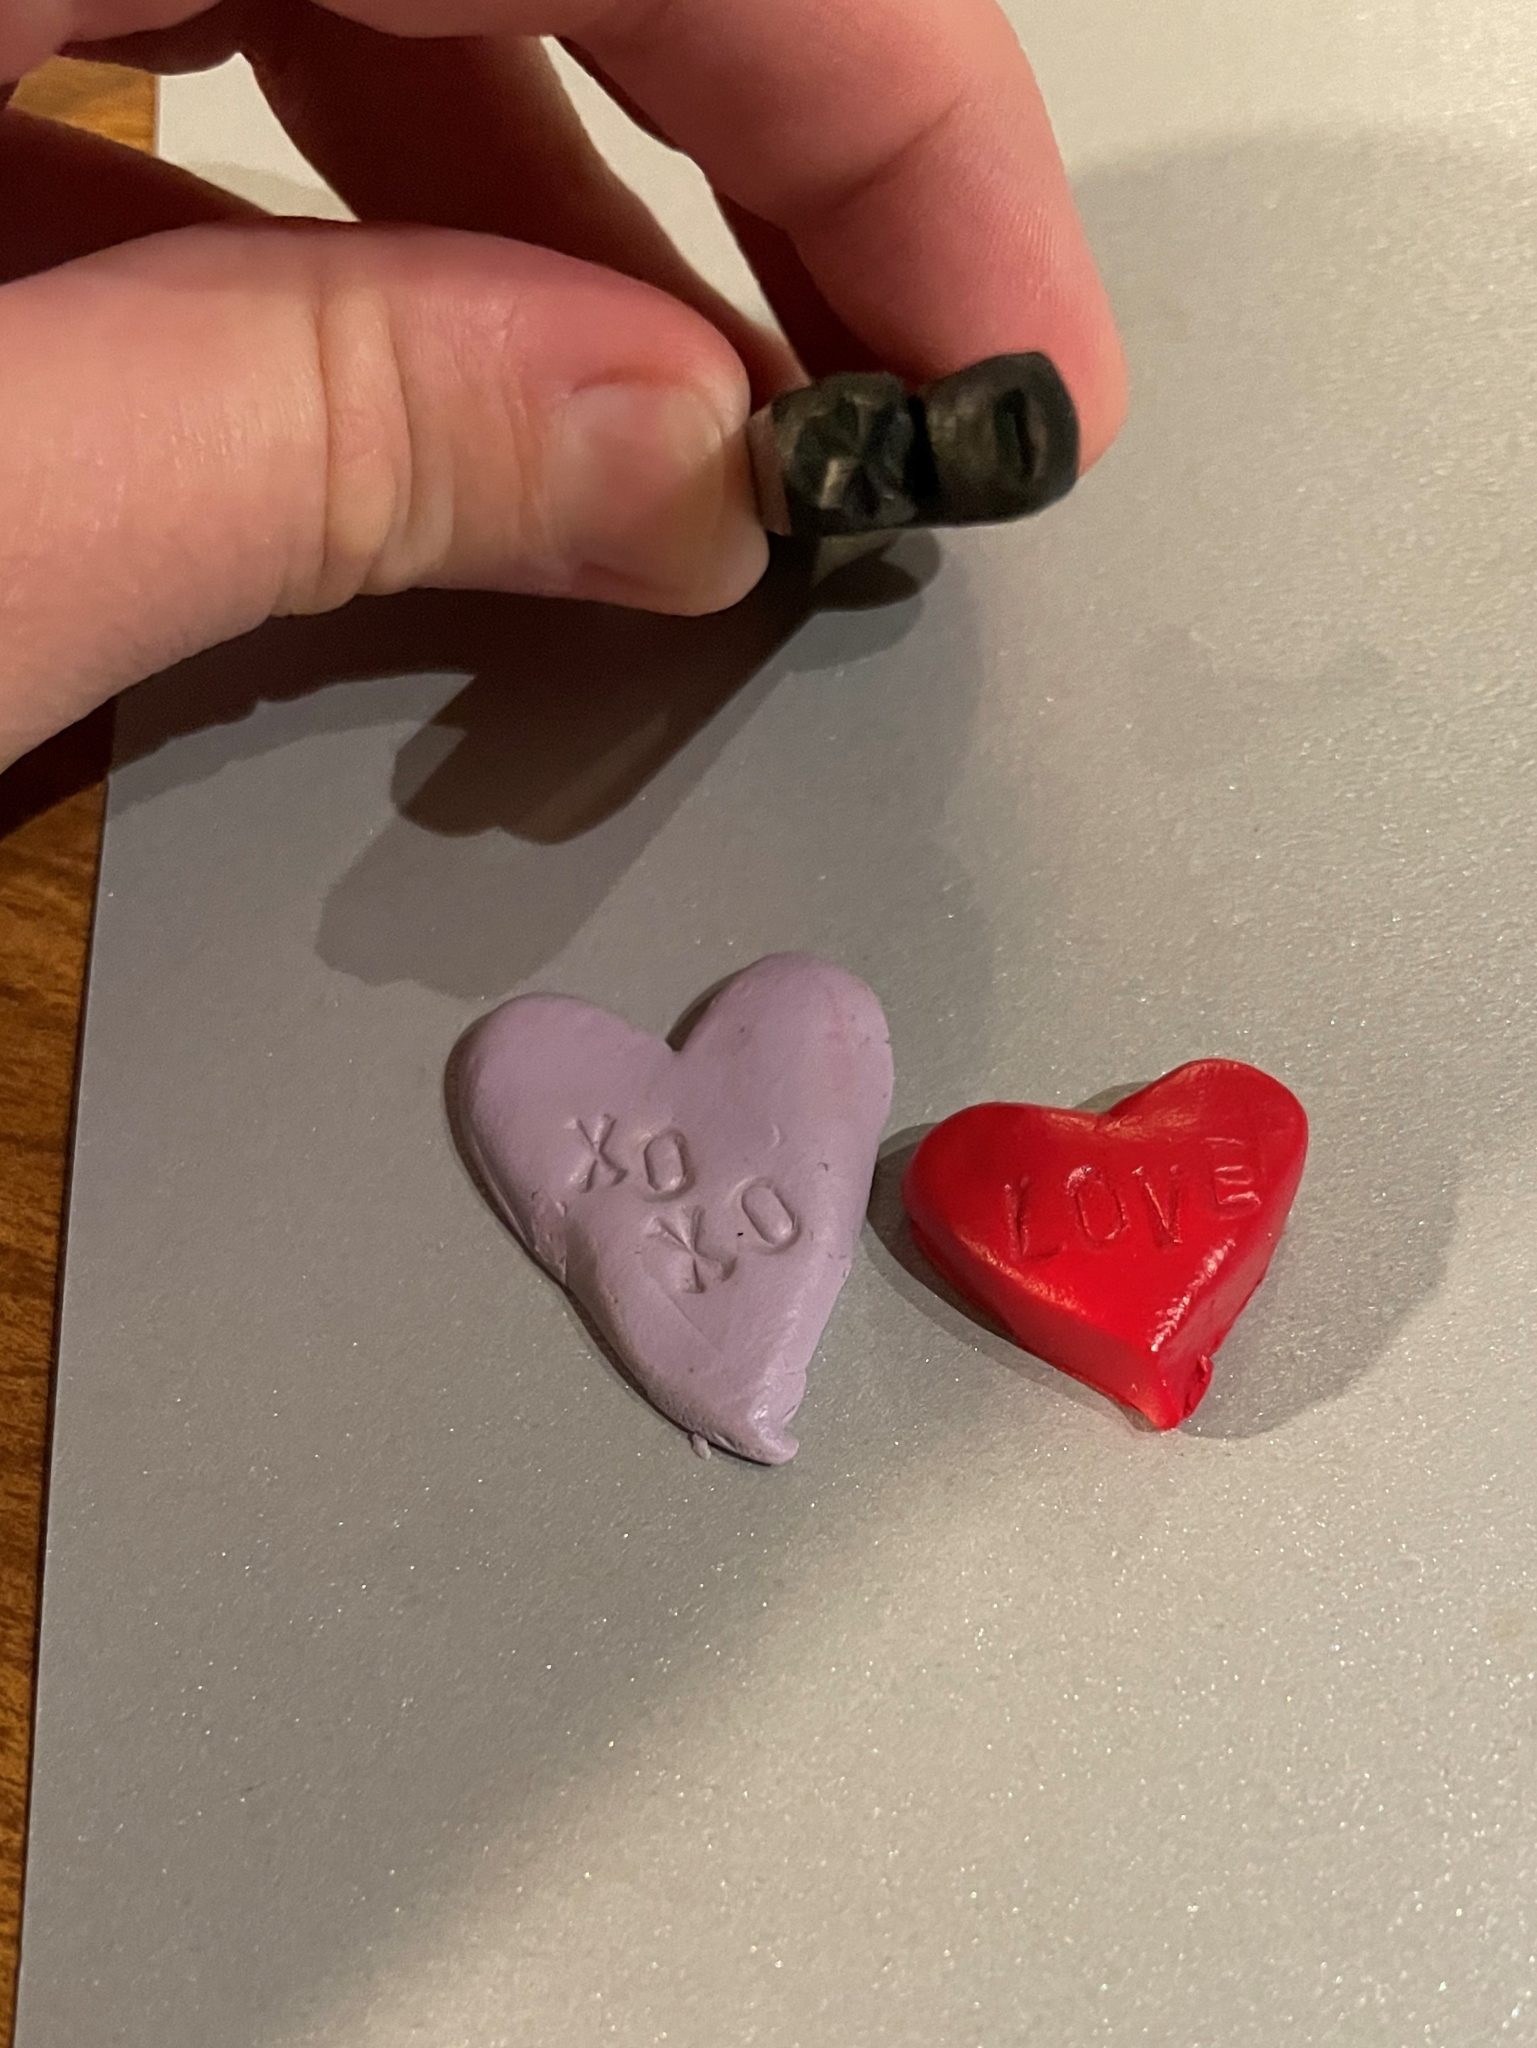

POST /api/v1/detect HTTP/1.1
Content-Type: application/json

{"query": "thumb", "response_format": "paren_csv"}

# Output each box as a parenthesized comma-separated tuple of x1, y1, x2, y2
(0, 220, 767, 765)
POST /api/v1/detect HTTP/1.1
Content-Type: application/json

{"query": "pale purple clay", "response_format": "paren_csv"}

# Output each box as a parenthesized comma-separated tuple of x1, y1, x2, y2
(450, 954, 894, 1464)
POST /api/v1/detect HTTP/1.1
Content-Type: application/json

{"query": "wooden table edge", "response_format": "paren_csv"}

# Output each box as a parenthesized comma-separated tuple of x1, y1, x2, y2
(0, 59, 155, 2046)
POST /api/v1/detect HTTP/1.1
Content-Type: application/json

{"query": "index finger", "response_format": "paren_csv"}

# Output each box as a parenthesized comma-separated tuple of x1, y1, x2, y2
(332, 0, 1126, 464)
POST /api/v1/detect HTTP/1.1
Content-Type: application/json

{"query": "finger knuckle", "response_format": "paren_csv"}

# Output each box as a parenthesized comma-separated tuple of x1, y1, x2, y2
(294, 250, 555, 611)
(290, 272, 416, 612)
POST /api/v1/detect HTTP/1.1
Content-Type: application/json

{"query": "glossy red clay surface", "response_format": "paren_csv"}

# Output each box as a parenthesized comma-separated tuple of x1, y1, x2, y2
(902, 1062, 1308, 1429)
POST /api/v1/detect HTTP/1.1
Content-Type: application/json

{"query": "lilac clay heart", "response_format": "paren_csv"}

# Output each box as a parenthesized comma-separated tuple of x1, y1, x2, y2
(450, 954, 894, 1464)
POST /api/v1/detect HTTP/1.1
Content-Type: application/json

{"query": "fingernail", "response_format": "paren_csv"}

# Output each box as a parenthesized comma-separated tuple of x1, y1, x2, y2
(555, 380, 767, 613)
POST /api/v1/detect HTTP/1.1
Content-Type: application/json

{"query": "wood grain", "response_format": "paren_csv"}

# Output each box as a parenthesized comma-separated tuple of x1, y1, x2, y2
(10, 58, 156, 149)
(0, 58, 155, 2043)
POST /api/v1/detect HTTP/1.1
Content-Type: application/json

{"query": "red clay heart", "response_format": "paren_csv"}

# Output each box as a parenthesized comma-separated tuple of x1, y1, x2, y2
(902, 1061, 1308, 1428)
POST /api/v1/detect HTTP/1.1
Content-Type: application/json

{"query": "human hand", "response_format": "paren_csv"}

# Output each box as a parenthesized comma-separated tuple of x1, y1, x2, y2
(0, 2, 1125, 766)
